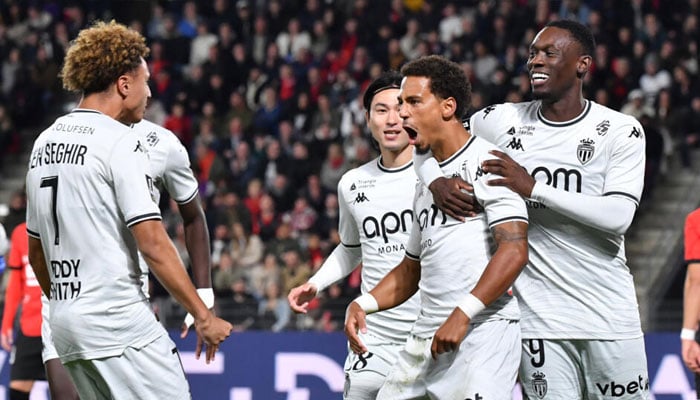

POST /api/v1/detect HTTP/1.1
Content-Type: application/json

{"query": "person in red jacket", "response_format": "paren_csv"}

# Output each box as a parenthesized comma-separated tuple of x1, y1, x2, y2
(1, 222, 45, 400)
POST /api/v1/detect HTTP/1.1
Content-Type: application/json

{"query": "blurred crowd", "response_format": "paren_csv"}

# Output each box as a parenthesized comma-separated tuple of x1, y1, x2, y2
(0, 0, 699, 332)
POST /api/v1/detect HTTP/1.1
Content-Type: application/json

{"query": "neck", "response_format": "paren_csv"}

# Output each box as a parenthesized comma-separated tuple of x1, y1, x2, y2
(540, 91, 586, 122)
(78, 90, 128, 124)
(379, 144, 413, 168)
(431, 120, 470, 162)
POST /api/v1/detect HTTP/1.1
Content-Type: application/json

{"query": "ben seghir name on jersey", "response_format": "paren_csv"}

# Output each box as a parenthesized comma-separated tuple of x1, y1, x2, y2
(29, 142, 88, 169)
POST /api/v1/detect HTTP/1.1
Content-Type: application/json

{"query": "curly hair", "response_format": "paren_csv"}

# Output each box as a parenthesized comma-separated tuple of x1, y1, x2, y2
(545, 19, 596, 57)
(400, 55, 471, 120)
(61, 20, 149, 94)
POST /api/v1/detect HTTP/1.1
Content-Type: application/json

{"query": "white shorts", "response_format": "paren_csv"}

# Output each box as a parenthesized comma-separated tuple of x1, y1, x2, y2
(41, 295, 59, 363)
(343, 332, 404, 399)
(378, 319, 520, 400)
(63, 334, 191, 400)
(520, 337, 650, 399)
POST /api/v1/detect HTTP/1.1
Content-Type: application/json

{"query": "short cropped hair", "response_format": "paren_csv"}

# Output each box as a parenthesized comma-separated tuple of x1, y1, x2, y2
(401, 55, 471, 120)
(61, 20, 149, 94)
(545, 19, 596, 57)
(362, 70, 402, 112)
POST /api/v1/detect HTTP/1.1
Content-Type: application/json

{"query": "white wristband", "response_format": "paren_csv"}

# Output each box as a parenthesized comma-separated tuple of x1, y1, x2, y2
(184, 288, 216, 327)
(353, 294, 379, 314)
(457, 293, 485, 319)
(681, 328, 697, 340)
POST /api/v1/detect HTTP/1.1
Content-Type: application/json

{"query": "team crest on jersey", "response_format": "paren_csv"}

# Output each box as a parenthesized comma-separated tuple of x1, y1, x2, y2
(532, 371, 548, 399)
(145, 131, 160, 146)
(577, 138, 595, 165)
(595, 120, 610, 136)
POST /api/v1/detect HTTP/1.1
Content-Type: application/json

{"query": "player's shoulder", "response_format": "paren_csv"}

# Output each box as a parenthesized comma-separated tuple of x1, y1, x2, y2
(132, 119, 181, 145)
(470, 101, 537, 122)
(338, 157, 379, 190)
(589, 101, 642, 128)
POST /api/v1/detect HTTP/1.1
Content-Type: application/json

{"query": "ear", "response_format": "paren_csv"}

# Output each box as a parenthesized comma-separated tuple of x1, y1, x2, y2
(116, 74, 130, 98)
(577, 55, 592, 78)
(441, 96, 457, 120)
(364, 110, 370, 125)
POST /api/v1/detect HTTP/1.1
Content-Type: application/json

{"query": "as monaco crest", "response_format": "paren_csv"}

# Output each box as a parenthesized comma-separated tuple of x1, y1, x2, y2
(577, 138, 595, 165)
(532, 371, 548, 399)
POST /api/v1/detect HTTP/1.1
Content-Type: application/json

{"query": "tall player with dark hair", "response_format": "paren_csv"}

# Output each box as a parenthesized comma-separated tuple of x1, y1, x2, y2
(346, 55, 529, 399)
(416, 20, 650, 398)
(288, 71, 423, 399)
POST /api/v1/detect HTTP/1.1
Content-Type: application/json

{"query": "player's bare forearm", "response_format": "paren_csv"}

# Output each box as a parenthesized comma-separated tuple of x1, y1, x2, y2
(370, 257, 421, 310)
(179, 195, 212, 288)
(28, 237, 51, 297)
(471, 221, 528, 306)
(683, 264, 700, 330)
(131, 220, 209, 318)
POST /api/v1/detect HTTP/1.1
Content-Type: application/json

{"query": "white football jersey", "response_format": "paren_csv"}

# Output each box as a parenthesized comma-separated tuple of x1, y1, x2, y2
(132, 120, 199, 293)
(26, 109, 165, 362)
(337, 157, 420, 344)
(406, 136, 528, 339)
(469, 100, 645, 339)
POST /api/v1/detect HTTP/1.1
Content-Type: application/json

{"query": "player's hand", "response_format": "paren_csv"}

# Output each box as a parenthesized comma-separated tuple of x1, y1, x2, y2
(428, 176, 481, 221)
(288, 282, 318, 313)
(194, 312, 233, 363)
(344, 302, 368, 354)
(482, 150, 535, 197)
(1, 328, 13, 351)
(181, 289, 216, 339)
(682, 338, 700, 373)
(431, 307, 470, 360)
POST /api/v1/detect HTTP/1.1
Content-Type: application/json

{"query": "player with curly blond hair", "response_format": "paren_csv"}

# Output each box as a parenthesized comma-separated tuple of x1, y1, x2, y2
(27, 20, 232, 399)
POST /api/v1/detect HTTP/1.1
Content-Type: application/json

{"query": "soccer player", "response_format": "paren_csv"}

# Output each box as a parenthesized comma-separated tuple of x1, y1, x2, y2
(682, 207, 700, 397)
(288, 71, 422, 399)
(25, 20, 232, 398)
(41, 118, 216, 399)
(345, 55, 529, 399)
(1, 223, 44, 400)
(416, 20, 650, 398)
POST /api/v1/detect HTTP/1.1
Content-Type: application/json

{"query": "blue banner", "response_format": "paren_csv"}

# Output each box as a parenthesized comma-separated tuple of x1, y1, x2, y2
(0, 332, 695, 399)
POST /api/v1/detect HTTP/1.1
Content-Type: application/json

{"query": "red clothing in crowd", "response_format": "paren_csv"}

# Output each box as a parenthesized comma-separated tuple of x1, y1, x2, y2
(1, 222, 43, 338)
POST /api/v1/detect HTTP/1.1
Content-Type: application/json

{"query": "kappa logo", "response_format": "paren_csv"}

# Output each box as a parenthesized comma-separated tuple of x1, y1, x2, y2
(506, 137, 525, 151)
(532, 371, 548, 399)
(628, 126, 642, 138)
(577, 138, 595, 165)
(474, 166, 486, 180)
(353, 192, 369, 204)
(482, 105, 496, 118)
(134, 140, 147, 153)
(596, 120, 610, 136)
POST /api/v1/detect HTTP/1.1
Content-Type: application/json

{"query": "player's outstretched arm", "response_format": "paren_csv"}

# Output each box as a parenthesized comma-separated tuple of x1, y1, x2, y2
(288, 244, 361, 313)
(431, 221, 528, 359)
(131, 220, 232, 362)
(178, 195, 215, 338)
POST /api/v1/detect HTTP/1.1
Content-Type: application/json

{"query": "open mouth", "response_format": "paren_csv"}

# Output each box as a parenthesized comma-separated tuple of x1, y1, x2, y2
(404, 126, 418, 140)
